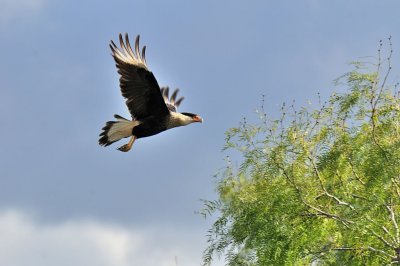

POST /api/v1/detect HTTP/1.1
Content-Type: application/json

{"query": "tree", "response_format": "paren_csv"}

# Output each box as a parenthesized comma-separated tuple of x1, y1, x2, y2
(202, 39, 400, 265)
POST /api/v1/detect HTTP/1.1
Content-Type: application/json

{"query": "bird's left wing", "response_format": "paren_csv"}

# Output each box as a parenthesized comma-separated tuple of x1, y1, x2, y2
(110, 34, 169, 120)
(160, 87, 184, 112)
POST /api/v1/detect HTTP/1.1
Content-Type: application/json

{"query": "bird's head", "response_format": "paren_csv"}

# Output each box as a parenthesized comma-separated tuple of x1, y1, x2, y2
(169, 112, 203, 129)
(180, 112, 203, 124)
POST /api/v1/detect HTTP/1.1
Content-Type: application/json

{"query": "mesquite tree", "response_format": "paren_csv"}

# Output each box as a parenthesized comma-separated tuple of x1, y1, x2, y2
(203, 40, 400, 265)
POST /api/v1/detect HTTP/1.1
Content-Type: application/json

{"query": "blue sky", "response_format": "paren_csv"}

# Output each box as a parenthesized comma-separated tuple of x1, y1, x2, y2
(1, 0, 399, 265)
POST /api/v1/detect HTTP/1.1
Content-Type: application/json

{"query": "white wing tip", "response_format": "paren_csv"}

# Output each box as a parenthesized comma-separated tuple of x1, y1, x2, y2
(111, 33, 148, 70)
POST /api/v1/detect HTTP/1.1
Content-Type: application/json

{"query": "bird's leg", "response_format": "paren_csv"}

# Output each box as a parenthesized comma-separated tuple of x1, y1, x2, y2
(117, 136, 136, 152)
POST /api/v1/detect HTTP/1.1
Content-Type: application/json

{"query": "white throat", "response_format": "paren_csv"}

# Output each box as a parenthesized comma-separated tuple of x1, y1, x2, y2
(168, 112, 194, 129)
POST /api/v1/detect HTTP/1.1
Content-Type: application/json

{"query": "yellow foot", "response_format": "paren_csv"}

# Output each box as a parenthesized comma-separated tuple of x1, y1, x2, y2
(117, 144, 131, 152)
(117, 136, 136, 152)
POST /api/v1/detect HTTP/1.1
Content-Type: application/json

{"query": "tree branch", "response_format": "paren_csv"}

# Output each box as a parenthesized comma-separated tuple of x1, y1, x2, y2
(322, 246, 396, 260)
(309, 156, 355, 211)
(348, 159, 365, 185)
(386, 203, 400, 245)
(366, 216, 397, 249)
(369, 228, 396, 249)
(367, 246, 396, 259)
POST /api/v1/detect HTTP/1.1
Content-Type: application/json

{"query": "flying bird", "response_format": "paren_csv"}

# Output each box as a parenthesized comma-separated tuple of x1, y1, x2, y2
(99, 33, 202, 152)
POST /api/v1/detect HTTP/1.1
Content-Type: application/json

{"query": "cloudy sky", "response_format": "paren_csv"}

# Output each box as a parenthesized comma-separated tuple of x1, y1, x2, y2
(1, 0, 400, 265)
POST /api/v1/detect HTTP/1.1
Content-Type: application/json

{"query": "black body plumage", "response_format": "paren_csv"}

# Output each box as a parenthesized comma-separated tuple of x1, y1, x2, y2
(132, 116, 167, 138)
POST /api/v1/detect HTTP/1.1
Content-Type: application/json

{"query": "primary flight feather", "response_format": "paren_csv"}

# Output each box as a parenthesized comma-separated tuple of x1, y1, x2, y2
(99, 33, 202, 152)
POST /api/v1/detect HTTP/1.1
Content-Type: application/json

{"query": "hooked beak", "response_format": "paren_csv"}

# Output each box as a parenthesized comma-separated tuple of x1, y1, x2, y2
(193, 115, 203, 123)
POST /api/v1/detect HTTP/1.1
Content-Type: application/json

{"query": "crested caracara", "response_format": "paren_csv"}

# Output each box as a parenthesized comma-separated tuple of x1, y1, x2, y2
(99, 33, 202, 152)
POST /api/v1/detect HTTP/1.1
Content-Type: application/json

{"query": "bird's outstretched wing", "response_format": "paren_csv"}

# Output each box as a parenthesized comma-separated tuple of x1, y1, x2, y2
(160, 87, 184, 112)
(110, 33, 169, 119)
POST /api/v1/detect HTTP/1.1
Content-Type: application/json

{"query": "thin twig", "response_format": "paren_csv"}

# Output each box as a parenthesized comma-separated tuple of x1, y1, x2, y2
(386, 203, 400, 245)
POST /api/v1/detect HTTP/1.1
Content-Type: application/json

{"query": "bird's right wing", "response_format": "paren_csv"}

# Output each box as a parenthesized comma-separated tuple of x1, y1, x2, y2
(110, 33, 169, 120)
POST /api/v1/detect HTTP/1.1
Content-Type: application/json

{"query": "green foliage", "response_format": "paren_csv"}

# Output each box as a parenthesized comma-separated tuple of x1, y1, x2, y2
(203, 42, 400, 265)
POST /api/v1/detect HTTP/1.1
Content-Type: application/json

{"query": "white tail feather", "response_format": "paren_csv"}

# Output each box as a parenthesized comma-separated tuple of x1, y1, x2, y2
(107, 119, 140, 143)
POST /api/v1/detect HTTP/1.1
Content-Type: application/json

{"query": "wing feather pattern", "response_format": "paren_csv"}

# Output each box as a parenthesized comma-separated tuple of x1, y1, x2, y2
(110, 33, 169, 119)
(160, 87, 184, 112)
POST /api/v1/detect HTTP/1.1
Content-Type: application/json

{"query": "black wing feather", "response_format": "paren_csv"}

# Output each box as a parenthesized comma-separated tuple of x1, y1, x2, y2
(110, 33, 169, 120)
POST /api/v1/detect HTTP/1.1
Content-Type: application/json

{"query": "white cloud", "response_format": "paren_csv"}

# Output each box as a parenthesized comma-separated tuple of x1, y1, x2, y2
(0, 209, 222, 266)
(0, 0, 46, 26)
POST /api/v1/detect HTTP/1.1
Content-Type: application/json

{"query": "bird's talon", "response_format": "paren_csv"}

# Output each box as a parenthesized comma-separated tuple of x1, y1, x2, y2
(117, 144, 130, 152)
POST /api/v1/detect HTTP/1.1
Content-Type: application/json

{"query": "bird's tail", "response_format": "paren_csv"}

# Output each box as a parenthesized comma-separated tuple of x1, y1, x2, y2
(99, 115, 139, 147)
